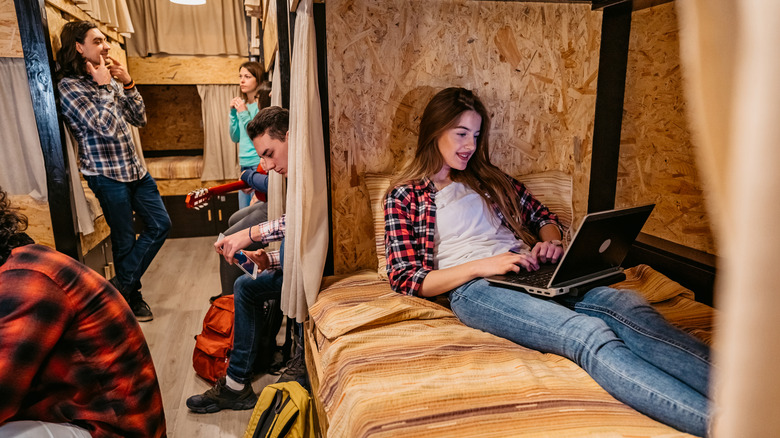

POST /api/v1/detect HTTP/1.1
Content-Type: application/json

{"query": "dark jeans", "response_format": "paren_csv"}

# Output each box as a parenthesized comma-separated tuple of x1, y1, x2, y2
(85, 173, 171, 298)
(227, 239, 284, 384)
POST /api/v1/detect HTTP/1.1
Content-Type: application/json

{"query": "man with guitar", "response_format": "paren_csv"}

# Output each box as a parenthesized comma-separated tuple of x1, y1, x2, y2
(186, 162, 271, 300)
(187, 106, 300, 414)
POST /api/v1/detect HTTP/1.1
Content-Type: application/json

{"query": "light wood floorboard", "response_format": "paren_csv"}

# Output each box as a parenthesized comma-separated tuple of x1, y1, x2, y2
(138, 236, 279, 438)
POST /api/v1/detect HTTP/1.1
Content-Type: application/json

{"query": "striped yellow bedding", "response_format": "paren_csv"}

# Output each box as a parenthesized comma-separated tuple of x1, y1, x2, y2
(145, 155, 204, 180)
(307, 265, 712, 437)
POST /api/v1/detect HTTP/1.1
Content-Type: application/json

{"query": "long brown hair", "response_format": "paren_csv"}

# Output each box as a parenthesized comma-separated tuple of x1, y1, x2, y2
(56, 20, 97, 80)
(239, 61, 266, 103)
(389, 87, 532, 241)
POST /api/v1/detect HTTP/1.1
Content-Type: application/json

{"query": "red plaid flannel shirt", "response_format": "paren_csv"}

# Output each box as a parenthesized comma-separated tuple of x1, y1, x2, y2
(0, 245, 166, 437)
(384, 175, 560, 296)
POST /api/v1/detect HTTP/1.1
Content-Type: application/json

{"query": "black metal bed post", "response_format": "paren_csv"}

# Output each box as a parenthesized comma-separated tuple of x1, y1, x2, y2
(587, 0, 632, 213)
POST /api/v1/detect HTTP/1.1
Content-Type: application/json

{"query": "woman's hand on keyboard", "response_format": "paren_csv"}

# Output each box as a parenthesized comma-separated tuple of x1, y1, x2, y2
(531, 240, 564, 264)
(471, 252, 540, 277)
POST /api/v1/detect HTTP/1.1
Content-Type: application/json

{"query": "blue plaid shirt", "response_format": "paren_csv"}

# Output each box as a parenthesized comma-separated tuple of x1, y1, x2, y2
(58, 76, 147, 182)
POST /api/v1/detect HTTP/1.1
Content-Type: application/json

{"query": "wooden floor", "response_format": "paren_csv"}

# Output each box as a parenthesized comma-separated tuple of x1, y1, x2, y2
(138, 236, 279, 438)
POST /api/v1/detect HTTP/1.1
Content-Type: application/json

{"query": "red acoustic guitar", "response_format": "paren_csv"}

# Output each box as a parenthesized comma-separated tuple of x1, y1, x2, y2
(185, 166, 268, 210)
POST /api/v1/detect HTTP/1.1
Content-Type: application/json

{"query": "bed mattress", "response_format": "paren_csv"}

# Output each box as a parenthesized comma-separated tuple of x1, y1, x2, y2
(306, 265, 713, 438)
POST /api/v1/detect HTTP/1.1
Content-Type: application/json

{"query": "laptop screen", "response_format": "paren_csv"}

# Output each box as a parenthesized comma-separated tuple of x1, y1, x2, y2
(549, 205, 654, 286)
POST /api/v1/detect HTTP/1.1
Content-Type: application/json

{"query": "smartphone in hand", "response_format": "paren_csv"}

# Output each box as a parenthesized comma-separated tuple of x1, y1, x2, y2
(233, 250, 258, 279)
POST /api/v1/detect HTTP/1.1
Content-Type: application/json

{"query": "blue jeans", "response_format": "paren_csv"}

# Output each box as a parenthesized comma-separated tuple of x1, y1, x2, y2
(227, 240, 284, 384)
(238, 165, 256, 209)
(449, 279, 711, 436)
(85, 173, 171, 298)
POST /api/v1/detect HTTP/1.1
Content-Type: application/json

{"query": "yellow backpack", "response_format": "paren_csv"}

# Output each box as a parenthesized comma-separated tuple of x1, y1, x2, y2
(244, 382, 316, 438)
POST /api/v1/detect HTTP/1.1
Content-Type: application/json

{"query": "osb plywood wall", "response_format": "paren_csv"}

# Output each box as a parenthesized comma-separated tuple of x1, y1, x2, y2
(136, 85, 204, 151)
(0, 0, 23, 58)
(327, 0, 601, 274)
(619, 3, 715, 255)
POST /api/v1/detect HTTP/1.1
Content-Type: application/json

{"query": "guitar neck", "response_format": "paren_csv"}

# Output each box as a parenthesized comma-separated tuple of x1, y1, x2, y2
(207, 180, 249, 196)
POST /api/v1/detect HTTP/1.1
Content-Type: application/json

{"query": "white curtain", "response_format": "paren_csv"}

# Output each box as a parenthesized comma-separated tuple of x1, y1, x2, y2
(0, 58, 47, 200)
(197, 85, 239, 181)
(63, 127, 96, 235)
(125, 0, 248, 57)
(267, 52, 286, 232)
(281, 0, 328, 322)
(676, 1, 780, 436)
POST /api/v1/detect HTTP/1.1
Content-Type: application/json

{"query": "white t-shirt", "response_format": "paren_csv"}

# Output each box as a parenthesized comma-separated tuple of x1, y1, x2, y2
(434, 182, 529, 270)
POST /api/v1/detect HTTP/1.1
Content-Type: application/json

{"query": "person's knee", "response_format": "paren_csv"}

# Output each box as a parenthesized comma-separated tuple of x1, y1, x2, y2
(146, 214, 171, 242)
(232, 274, 273, 301)
(158, 214, 172, 237)
(557, 312, 621, 364)
(233, 275, 252, 301)
(581, 287, 650, 313)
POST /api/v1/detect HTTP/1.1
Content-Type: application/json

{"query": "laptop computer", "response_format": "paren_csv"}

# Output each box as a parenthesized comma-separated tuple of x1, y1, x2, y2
(486, 204, 655, 297)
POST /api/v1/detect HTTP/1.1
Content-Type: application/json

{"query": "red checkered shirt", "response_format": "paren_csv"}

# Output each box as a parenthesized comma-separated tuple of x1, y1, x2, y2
(0, 245, 166, 437)
(384, 175, 560, 296)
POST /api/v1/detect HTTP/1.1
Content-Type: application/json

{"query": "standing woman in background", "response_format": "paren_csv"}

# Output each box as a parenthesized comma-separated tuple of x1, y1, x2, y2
(229, 61, 271, 209)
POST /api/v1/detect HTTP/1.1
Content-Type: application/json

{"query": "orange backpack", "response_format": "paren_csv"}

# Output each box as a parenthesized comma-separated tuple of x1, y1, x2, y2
(193, 295, 235, 383)
(193, 295, 285, 383)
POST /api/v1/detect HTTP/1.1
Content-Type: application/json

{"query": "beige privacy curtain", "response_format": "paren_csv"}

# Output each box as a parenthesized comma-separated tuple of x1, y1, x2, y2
(281, 0, 328, 322)
(0, 58, 47, 200)
(198, 85, 239, 181)
(72, 0, 135, 35)
(267, 52, 286, 238)
(677, 1, 780, 436)
(125, 0, 248, 57)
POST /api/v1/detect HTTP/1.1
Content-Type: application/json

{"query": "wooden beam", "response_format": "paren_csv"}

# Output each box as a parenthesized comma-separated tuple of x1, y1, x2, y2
(263, 0, 278, 72)
(44, 0, 124, 43)
(14, 0, 80, 259)
(469, 0, 670, 11)
(472, 0, 590, 3)
(624, 233, 717, 306)
(591, 0, 630, 9)
(592, 0, 672, 10)
(632, 0, 674, 10)
(127, 56, 246, 85)
(587, 0, 632, 213)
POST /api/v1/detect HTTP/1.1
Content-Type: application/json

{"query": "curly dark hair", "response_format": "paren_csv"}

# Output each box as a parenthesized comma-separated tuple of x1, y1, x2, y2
(0, 188, 34, 266)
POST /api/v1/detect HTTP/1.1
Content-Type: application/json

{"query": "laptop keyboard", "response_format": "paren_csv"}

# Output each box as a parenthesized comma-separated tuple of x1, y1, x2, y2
(503, 268, 555, 288)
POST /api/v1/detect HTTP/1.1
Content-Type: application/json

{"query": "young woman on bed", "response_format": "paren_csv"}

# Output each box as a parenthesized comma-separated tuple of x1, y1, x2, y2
(383, 87, 712, 437)
(229, 61, 271, 209)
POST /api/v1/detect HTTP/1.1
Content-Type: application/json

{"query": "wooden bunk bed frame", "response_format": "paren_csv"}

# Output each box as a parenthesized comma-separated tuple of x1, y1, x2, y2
(13, 0, 714, 303)
(13, 0, 714, 307)
(14, 0, 716, 436)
